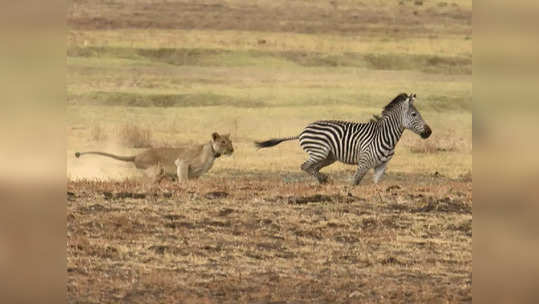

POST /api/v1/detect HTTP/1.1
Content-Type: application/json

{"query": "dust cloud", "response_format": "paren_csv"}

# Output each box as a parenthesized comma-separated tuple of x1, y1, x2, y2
(68, 138, 142, 181)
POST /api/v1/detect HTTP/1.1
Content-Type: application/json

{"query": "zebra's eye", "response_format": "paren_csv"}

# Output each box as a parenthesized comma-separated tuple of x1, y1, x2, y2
(411, 112, 417, 117)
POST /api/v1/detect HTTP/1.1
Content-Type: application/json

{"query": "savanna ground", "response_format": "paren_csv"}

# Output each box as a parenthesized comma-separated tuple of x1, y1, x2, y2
(67, 0, 472, 302)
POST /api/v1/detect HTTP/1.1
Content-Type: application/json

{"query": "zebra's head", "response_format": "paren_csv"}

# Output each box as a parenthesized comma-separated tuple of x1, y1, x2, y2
(402, 93, 432, 139)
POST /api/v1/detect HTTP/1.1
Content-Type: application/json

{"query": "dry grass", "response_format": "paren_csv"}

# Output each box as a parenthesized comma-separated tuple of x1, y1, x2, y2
(68, 106, 472, 180)
(68, 0, 471, 36)
(409, 137, 459, 154)
(90, 124, 107, 142)
(406, 129, 470, 154)
(67, 174, 472, 303)
(116, 123, 152, 148)
(410, 140, 457, 154)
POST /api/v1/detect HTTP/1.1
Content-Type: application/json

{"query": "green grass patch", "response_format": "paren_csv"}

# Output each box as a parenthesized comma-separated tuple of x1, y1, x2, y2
(68, 90, 470, 113)
(68, 46, 471, 75)
(422, 94, 472, 112)
(68, 91, 264, 108)
(68, 46, 294, 67)
(363, 53, 471, 74)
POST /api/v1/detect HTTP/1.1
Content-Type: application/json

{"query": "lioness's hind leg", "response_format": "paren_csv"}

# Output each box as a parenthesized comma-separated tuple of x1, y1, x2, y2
(175, 159, 189, 182)
(154, 167, 166, 184)
(144, 164, 165, 184)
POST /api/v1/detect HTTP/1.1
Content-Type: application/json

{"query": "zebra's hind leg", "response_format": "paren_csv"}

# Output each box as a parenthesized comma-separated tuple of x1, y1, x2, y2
(301, 156, 335, 184)
(301, 160, 328, 183)
(373, 162, 387, 184)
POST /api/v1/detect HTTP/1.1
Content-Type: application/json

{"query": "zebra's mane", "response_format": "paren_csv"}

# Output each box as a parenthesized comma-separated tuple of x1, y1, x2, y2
(381, 93, 409, 116)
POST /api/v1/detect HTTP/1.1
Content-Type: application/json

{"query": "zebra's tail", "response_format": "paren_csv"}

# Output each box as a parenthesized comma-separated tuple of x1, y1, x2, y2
(254, 136, 299, 149)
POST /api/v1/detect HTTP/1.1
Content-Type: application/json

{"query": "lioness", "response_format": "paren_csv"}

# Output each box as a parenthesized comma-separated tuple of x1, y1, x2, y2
(75, 132, 234, 182)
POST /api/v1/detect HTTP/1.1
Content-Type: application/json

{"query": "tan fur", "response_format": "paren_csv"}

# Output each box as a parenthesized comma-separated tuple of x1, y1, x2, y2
(75, 132, 234, 182)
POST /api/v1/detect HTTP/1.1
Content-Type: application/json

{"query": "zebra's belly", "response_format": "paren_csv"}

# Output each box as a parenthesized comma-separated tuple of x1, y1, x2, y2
(336, 157, 358, 165)
(377, 150, 395, 164)
(300, 141, 360, 165)
(334, 149, 395, 167)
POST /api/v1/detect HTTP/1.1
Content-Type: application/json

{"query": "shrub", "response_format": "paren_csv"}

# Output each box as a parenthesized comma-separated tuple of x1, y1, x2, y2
(116, 124, 152, 148)
(90, 124, 108, 142)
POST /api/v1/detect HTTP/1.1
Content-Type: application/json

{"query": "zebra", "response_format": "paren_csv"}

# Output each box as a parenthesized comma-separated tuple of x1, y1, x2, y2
(254, 93, 432, 185)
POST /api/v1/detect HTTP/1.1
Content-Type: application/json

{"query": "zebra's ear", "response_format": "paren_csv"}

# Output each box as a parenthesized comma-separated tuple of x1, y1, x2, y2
(409, 93, 416, 103)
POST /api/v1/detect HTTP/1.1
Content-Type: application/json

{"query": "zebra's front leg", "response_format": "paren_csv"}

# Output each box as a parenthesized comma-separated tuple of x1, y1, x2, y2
(314, 172, 328, 184)
(352, 165, 369, 186)
(373, 162, 387, 184)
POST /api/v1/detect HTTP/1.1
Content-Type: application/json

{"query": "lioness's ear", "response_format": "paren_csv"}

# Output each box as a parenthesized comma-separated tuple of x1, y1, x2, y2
(212, 132, 220, 141)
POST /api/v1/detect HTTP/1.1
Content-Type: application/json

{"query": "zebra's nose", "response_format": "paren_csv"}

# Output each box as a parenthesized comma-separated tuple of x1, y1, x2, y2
(421, 125, 432, 139)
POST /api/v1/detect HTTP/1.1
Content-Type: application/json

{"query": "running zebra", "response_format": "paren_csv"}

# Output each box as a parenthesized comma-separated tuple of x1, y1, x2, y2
(255, 93, 432, 185)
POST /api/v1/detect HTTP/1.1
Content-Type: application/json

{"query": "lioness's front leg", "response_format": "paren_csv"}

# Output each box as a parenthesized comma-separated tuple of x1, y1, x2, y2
(175, 159, 190, 182)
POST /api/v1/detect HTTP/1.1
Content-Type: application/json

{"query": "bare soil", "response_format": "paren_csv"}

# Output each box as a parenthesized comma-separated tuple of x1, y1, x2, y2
(67, 172, 472, 303)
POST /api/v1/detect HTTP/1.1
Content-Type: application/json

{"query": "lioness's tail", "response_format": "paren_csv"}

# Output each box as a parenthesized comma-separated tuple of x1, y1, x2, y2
(255, 136, 299, 149)
(75, 151, 136, 162)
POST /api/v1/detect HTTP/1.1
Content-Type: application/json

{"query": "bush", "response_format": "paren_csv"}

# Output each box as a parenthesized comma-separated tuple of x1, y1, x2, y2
(116, 124, 152, 148)
(90, 124, 108, 142)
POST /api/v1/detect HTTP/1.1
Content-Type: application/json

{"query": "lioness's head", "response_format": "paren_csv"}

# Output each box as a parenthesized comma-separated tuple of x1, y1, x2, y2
(211, 132, 234, 156)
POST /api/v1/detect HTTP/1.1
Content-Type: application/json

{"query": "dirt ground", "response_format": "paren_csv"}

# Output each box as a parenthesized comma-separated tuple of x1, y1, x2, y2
(67, 171, 471, 303)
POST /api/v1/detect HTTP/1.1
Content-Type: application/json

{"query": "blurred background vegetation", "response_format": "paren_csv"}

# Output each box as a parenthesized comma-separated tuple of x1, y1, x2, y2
(67, 0, 471, 180)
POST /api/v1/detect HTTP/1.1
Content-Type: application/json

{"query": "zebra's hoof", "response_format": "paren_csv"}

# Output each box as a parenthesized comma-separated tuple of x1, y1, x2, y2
(318, 176, 329, 184)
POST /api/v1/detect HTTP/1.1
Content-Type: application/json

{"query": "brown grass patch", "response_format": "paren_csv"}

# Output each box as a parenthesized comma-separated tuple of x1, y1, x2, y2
(67, 175, 472, 303)
(409, 138, 459, 153)
(68, 0, 471, 36)
(90, 124, 107, 142)
(116, 123, 152, 148)
(407, 129, 468, 154)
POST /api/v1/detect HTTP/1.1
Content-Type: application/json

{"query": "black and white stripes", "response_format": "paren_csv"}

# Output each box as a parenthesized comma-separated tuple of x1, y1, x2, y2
(299, 120, 378, 165)
(255, 93, 432, 185)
